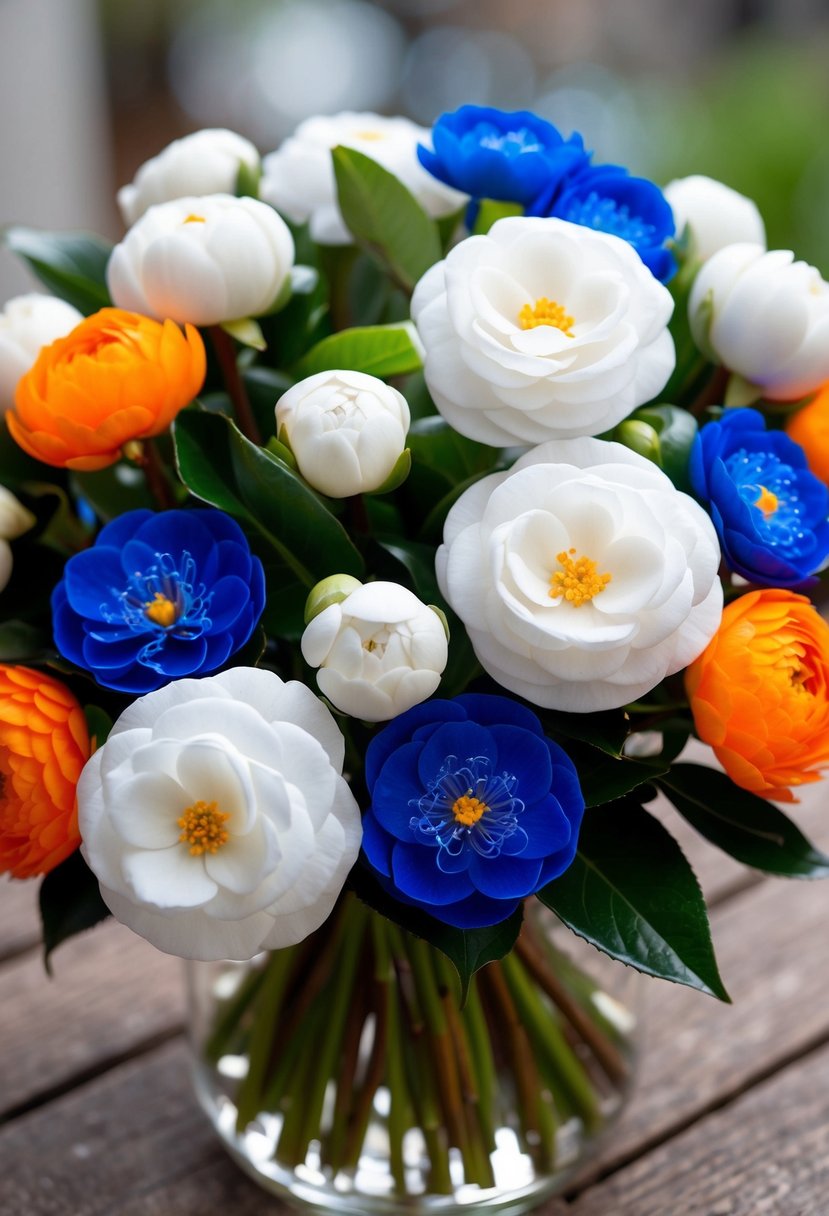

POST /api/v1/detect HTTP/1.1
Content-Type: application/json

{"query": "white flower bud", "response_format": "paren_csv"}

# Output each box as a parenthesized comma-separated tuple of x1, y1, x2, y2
(107, 194, 294, 327)
(689, 244, 829, 401)
(0, 485, 35, 593)
(117, 129, 261, 228)
(664, 175, 766, 262)
(0, 294, 82, 412)
(276, 370, 410, 498)
(301, 581, 449, 721)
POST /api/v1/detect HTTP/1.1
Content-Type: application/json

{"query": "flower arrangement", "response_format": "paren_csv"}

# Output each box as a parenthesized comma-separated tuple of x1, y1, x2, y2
(2, 104, 829, 1212)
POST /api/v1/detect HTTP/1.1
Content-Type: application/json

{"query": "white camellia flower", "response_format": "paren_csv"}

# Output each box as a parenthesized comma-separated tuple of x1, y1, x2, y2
(107, 194, 295, 327)
(411, 216, 675, 447)
(664, 175, 766, 262)
(117, 128, 261, 227)
(0, 294, 82, 412)
(689, 244, 829, 401)
(276, 369, 411, 498)
(436, 437, 722, 712)
(260, 112, 466, 245)
(0, 486, 35, 592)
(77, 668, 362, 961)
(301, 581, 448, 721)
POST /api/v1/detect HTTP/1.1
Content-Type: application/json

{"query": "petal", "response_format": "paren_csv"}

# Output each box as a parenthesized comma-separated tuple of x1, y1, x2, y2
(121, 844, 218, 908)
(391, 841, 476, 905)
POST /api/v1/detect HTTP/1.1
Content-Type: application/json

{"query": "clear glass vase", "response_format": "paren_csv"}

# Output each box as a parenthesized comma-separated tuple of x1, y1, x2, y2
(186, 895, 639, 1216)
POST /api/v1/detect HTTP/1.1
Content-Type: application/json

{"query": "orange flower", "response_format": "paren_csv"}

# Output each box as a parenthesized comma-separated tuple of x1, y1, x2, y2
(786, 382, 829, 484)
(7, 307, 205, 471)
(685, 589, 829, 802)
(0, 665, 91, 878)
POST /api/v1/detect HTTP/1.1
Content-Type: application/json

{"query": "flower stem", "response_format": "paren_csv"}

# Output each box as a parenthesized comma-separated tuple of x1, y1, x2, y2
(126, 439, 177, 510)
(208, 325, 262, 445)
(234, 947, 298, 1131)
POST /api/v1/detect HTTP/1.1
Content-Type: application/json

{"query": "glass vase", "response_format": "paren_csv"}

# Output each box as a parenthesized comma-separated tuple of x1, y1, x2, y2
(186, 895, 639, 1215)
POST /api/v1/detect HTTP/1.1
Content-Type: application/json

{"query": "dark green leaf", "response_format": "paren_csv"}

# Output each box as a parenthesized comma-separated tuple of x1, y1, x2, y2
(71, 463, 154, 522)
(374, 537, 442, 605)
(566, 742, 667, 808)
(659, 764, 829, 879)
(408, 415, 498, 483)
(0, 621, 51, 663)
(242, 366, 293, 438)
(332, 146, 442, 290)
(39, 849, 110, 971)
(3, 227, 112, 315)
(294, 323, 423, 380)
(539, 801, 729, 1000)
(83, 705, 112, 750)
(539, 708, 630, 757)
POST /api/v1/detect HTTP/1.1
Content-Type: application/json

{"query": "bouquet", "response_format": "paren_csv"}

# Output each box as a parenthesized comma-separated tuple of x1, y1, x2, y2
(2, 106, 829, 1212)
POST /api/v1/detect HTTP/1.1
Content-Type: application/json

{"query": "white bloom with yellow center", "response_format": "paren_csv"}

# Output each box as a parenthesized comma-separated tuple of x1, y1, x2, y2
(664, 175, 766, 263)
(301, 581, 448, 721)
(411, 216, 675, 447)
(117, 128, 261, 227)
(0, 294, 82, 413)
(260, 112, 466, 246)
(0, 485, 35, 592)
(77, 668, 362, 960)
(107, 194, 294, 327)
(436, 437, 722, 712)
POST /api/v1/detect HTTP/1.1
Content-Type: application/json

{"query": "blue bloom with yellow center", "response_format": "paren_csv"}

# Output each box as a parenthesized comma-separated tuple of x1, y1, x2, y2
(690, 408, 829, 587)
(361, 694, 584, 928)
(52, 508, 265, 693)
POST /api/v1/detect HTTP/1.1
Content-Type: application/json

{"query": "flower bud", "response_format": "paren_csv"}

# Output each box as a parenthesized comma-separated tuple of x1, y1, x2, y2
(304, 574, 364, 624)
(0, 294, 82, 413)
(301, 580, 449, 721)
(276, 370, 411, 498)
(664, 175, 766, 262)
(0, 485, 35, 593)
(107, 194, 294, 327)
(117, 129, 261, 227)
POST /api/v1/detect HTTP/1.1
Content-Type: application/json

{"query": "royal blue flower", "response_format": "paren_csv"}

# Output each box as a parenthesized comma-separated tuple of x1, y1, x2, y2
(690, 408, 829, 587)
(52, 508, 266, 693)
(361, 694, 584, 929)
(529, 163, 677, 282)
(418, 105, 589, 206)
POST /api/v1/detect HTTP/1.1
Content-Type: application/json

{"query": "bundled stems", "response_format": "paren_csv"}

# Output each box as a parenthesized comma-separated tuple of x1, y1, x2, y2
(208, 325, 262, 445)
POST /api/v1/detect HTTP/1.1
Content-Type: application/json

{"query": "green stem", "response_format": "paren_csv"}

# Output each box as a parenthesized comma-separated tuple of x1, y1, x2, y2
(208, 324, 262, 445)
(203, 963, 268, 1065)
(234, 946, 299, 1131)
(462, 979, 498, 1153)
(372, 918, 407, 1192)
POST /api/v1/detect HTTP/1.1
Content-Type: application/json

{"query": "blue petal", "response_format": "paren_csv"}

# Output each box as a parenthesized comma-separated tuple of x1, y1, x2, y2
(150, 635, 208, 677)
(417, 891, 521, 929)
(201, 631, 235, 673)
(454, 692, 543, 735)
(417, 721, 498, 787)
(361, 813, 393, 878)
(392, 842, 475, 906)
(134, 510, 215, 567)
(469, 852, 543, 900)
(63, 547, 126, 619)
(82, 635, 143, 670)
(97, 662, 168, 695)
(365, 700, 462, 792)
(120, 539, 161, 577)
(371, 741, 427, 841)
(517, 794, 572, 859)
(51, 583, 88, 666)
(205, 576, 248, 632)
(488, 724, 552, 803)
(95, 509, 155, 550)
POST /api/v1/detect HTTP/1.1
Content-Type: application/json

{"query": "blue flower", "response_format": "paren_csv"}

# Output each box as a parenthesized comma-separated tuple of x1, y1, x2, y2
(530, 164, 677, 282)
(690, 408, 829, 587)
(418, 105, 589, 206)
(361, 694, 584, 928)
(52, 508, 265, 693)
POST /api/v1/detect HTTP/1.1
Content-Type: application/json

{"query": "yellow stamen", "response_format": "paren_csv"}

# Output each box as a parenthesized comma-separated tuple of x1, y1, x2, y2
(518, 296, 575, 336)
(144, 592, 178, 628)
(178, 800, 231, 856)
(754, 485, 779, 517)
(550, 547, 612, 607)
(183, 213, 206, 224)
(452, 793, 488, 827)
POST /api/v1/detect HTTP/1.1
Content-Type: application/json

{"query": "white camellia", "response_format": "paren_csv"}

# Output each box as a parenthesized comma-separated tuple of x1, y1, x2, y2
(301, 581, 449, 721)
(77, 668, 362, 961)
(664, 175, 766, 262)
(411, 216, 675, 446)
(0, 486, 35, 592)
(107, 194, 295, 327)
(436, 437, 722, 712)
(260, 112, 466, 245)
(0, 294, 82, 412)
(689, 244, 829, 401)
(117, 128, 261, 227)
(276, 369, 411, 498)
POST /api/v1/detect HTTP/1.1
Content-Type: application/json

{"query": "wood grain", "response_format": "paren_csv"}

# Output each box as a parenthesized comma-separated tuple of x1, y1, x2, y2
(0, 877, 40, 961)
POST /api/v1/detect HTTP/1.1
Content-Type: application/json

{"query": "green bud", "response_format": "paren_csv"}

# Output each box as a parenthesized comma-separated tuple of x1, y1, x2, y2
(428, 604, 450, 641)
(304, 574, 363, 624)
(366, 448, 412, 496)
(614, 420, 662, 466)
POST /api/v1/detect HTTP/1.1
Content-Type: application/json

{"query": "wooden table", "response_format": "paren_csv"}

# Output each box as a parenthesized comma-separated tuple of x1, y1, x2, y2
(2, 768, 829, 1216)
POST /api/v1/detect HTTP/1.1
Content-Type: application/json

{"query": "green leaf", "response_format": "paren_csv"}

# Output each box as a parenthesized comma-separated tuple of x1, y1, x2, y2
(0, 621, 51, 663)
(540, 708, 630, 757)
(84, 705, 113, 750)
(39, 849, 110, 972)
(566, 742, 667, 808)
(471, 199, 524, 235)
(332, 146, 442, 291)
(539, 801, 730, 1000)
(3, 227, 112, 315)
(659, 764, 829, 879)
(632, 405, 699, 493)
(235, 158, 262, 199)
(71, 463, 155, 522)
(374, 536, 442, 604)
(408, 415, 498, 483)
(294, 322, 423, 380)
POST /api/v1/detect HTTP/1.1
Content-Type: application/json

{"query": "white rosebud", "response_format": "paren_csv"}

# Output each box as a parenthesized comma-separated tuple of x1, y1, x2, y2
(0, 294, 82, 413)
(436, 437, 722, 713)
(0, 485, 35, 592)
(689, 244, 829, 401)
(276, 369, 411, 498)
(107, 194, 294, 327)
(77, 668, 362, 961)
(117, 128, 261, 228)
(411, 216, 675, 446)
(664, 175, 766, 262)
(260, 112, 466, 246)
(301, 581, 449, 721)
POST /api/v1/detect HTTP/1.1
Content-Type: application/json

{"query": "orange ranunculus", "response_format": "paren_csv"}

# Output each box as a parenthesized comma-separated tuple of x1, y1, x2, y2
(0, 665, 91, 878)
(786, 382, 829, 484)
(685, 589, 829, 802)
(7, 307, 205, 471)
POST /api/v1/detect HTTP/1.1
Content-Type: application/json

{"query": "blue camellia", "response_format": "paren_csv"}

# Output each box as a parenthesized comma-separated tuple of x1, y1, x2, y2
(361, 693, 584, 929)
(52, 508, 266, 693)
(418, 105, 589, 206)
(690, 408, 829, 587)
(530, 163, 677, 283)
